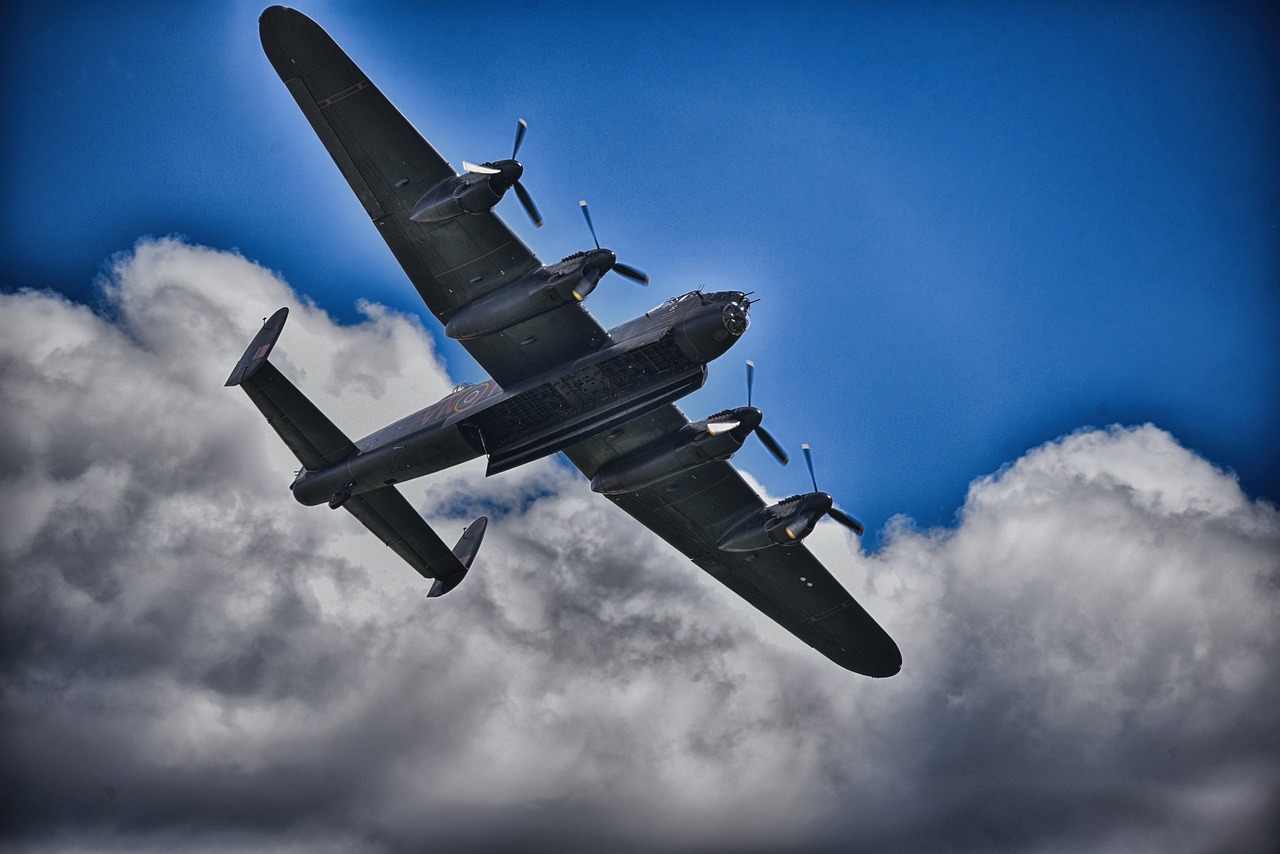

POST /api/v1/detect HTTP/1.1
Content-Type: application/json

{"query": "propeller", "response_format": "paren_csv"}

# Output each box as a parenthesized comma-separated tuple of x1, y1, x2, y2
(579, 200, 649, 284)
(462, 118, 542, 227)
(512, 114, 528, 157)
(744, 360, 789, 465)
(802, 443, 865, 536)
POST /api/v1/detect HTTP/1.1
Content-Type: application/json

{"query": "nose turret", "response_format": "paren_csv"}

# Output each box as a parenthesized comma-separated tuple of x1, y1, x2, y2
(673, 292, 751, 364)
(722, 298, 749, 336)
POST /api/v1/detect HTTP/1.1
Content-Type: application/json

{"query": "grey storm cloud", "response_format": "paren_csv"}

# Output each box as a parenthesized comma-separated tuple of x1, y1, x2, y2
(1, 238, 1277, 853)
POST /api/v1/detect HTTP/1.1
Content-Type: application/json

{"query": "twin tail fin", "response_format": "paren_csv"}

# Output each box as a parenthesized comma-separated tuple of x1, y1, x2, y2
(227, 308, 485, 594)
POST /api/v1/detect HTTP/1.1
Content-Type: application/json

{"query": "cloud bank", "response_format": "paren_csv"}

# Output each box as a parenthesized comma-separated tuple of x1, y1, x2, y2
(1, 238, 1277, 853)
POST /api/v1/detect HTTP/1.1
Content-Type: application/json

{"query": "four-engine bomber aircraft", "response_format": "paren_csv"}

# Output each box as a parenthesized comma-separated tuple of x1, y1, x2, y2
(233, 6, 901, 676)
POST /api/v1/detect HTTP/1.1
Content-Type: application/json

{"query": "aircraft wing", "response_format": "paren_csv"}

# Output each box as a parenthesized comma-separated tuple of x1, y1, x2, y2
(259, 7, 608, 387)
(565, 406, 902, 677)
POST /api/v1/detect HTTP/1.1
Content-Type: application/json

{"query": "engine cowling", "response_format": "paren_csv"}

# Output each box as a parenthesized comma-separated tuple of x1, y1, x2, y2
(409, 173, 505, 223)
(717, 492, 834, 552)
(444, 249, 618, 340)
(590, 408, 764, 494)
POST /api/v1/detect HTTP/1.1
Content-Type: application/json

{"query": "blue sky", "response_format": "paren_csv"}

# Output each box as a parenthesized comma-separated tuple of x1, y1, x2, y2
(3, 0, 1277, 544)
(3, 4, 1279, 850)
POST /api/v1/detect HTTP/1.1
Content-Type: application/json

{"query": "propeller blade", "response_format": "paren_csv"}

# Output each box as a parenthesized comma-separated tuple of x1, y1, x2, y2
(613, 262, 649, 285)
(512, 118, 528, 159)
(754, 424, 789, 466)
(513, 181, 542, 227)
(579, 200, 599, 249)
(802, 444, 819, 493)
(577, 200, 645, 281)
(746, 360, 755, 408)
(462, 161, 500, 175)
(827, 506, 865, 536)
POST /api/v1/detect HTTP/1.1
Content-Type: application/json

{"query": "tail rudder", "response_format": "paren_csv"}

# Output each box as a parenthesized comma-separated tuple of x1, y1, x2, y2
(428, 516, 489, 597)
(225, 307, 289, 387)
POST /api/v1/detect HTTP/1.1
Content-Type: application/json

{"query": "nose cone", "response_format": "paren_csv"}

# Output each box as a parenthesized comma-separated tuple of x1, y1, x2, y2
(674, 296, 751, 364)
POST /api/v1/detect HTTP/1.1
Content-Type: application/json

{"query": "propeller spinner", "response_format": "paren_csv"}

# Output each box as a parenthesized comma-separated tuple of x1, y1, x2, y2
(462, 118, 542, 227)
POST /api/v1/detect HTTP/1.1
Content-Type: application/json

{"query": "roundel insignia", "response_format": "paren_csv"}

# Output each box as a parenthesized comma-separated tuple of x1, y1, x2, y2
(454, 381, 491, 412)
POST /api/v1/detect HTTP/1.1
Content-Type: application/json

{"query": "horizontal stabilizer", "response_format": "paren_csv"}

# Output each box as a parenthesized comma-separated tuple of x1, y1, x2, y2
(344, 485, 487, 590)
(226, 310, 356, 470)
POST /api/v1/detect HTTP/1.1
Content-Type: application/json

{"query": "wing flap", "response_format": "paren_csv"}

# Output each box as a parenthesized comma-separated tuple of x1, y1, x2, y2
(283, 76, 385, 219)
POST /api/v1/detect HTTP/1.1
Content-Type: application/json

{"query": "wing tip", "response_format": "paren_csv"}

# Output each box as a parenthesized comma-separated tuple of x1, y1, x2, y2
(847, 638, 903, 678)
(260, 5, 341, 83)
(840, 653, 901, 679)
(259, 5, 312, 30)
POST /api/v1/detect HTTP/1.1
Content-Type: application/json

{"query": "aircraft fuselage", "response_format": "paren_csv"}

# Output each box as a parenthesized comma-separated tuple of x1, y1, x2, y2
(291, 289, 750, 506)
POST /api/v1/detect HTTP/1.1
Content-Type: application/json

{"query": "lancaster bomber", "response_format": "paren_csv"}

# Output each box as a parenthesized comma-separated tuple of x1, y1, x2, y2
(232, 6, 901, 677)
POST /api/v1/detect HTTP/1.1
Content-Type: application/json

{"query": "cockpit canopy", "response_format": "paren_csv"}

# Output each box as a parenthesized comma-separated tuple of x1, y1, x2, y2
(646, 291, 700, 316)
(646, 290, 747, 316)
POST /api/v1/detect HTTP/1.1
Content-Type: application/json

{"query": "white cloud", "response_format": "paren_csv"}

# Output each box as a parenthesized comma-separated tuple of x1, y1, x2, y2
(1, 238, 1277, 852)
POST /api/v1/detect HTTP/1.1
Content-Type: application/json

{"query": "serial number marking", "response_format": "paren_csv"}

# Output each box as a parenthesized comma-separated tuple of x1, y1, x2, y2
(317, 80, 370, 108)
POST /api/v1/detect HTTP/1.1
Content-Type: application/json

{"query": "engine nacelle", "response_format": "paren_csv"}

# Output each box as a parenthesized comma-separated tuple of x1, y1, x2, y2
(591, 408, 763, 494)
(409, 174, 505, 223)
(591, 429, 710, 495)
(444, 249, 618, 340)
(717, 492, 833, 552)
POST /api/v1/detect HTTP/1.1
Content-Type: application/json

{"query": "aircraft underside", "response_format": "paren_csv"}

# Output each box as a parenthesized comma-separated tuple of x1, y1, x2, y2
(233, 6, 903, 677)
